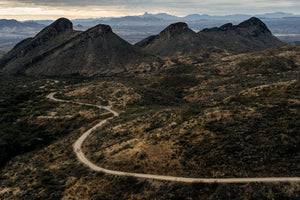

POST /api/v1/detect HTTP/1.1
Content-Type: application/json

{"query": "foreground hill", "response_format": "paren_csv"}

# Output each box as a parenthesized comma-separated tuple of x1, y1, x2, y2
(136, 17, 285, 56)
(0, 18, 158, 76)
(80, 45, 299, 179)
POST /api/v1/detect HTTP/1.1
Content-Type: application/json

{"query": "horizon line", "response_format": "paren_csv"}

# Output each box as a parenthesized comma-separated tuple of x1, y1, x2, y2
(1, 11, 300, 22)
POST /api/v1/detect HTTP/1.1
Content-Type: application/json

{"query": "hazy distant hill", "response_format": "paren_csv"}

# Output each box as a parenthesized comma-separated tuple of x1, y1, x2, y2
(0, 19, 43, 29)
(0, 19, 45, 52)
(136, 17, 285, 56)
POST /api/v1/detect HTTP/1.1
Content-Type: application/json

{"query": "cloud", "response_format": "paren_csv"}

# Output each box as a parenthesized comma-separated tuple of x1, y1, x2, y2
(9, 0, 300, 8)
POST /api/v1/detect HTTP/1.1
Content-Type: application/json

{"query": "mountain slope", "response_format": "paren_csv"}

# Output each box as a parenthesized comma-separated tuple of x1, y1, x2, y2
(136, 17, 285, 56)
(0, 18, 158, 76)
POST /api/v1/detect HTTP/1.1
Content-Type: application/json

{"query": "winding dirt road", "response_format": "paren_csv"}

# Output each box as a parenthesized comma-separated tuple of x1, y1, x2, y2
(47, 92, 300, 183)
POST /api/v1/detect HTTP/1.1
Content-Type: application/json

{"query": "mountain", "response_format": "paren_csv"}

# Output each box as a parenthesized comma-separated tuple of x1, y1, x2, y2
(1, 12, 299, 52)
(198, 17, 285, 52)
(135, 22, 212, 56)
(0, 18, 80, 75)
(0, 18, 158, 76)
(136, 17, 285, 56)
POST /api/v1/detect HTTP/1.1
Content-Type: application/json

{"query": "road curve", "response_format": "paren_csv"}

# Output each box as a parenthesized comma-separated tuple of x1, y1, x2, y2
(47, 92, 300, 183)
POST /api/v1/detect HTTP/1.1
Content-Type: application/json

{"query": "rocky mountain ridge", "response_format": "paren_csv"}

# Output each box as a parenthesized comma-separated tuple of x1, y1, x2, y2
(0, 18, 158, 76)
(0, 17, 285, 76)
(136, 17, 285, 56)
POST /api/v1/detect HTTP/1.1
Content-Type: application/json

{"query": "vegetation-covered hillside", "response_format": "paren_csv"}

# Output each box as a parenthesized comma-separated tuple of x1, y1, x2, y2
(0, 45, 299, 199)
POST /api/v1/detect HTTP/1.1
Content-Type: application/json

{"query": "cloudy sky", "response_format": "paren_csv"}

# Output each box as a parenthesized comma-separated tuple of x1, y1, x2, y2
(1, 0, 300, 20)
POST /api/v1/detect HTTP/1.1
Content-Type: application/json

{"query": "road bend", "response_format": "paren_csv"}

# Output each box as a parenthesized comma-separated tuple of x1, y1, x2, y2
(47, 92, 300, 183)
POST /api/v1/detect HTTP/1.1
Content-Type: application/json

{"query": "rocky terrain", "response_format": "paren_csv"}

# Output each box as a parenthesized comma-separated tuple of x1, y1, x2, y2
(0, 15, 299, 199)
(0, 44, 299, 199)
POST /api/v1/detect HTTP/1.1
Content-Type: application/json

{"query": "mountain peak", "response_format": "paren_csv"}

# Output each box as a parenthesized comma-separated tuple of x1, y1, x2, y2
(160, 22, 189, 37)
(34, 17, 73, 41)
(48, 18, 73, 33)
(87, 24, 112, 34)
(238, 17, 268, 28)
(219, 23, 233, 31)
(200, 17, 272, 36)
(238, 17, 271, 35)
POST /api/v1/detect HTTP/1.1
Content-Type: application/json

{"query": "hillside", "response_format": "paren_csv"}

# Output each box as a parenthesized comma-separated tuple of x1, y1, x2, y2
(0, 45, 299, 199)
(79, 45, 299, 179)
(136, 17, 285, 56)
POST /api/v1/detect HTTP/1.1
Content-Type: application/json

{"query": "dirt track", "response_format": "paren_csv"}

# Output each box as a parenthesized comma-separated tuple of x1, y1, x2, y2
(48, 92, 300, 183)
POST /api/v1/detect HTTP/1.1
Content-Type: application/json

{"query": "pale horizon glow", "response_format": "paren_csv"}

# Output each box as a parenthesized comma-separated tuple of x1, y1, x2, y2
(0, 0, 300, 21)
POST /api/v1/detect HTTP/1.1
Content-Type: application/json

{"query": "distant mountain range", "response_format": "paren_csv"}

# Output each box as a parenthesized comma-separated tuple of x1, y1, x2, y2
(0, 12, 299, 52)
(0, 19, 45, 52)
(138, 12, 300, 21)
(0, 17, 285, 76)
(69, 12, 300, 23)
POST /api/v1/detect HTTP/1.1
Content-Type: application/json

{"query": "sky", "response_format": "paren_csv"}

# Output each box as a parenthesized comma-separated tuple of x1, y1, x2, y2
(1, 0, 300, 21)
